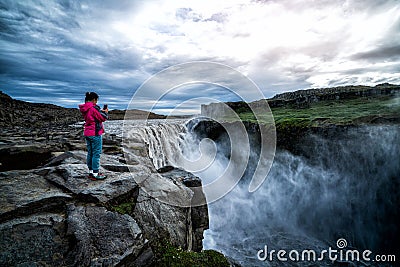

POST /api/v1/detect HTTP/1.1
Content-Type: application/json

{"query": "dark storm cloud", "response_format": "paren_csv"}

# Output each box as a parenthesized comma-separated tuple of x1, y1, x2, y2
(351, 45, 400, 62)
(0, 1, 140, 75)
(343, 62, 400, 75)
(0, 0, 145, 108)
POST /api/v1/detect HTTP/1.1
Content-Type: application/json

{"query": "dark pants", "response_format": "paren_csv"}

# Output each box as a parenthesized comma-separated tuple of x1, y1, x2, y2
(85, 135, 102, 172)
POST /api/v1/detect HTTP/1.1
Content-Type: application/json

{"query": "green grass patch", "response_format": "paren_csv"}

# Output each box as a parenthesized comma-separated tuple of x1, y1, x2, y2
(154, 242, 230, 267)
(109, 202, 135, 215)
(224, 95, 400, 128)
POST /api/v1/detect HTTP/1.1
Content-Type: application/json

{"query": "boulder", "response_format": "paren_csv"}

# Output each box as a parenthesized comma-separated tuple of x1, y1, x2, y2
(0, 170, 72, 223)
(135, 171, 193, 207)
(0, 213, 73, 266)
(132, 188, 190, 249)
(66, 204, 150, 266)
(41, 151, 146, 204)
(131, 184, 208, 252)
(44, 163, 144, 204)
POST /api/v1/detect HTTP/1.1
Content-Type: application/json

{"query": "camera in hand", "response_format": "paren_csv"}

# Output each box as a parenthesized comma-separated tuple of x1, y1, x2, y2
(103, 104, 108, 110)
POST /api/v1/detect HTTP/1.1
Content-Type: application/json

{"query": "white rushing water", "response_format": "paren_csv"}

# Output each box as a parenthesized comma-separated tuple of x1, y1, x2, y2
(107, 119, 400, 266)
(105, 119, 187, 170)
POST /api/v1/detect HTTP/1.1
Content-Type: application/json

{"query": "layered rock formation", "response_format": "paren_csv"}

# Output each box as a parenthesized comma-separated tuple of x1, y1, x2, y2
(270, 83, 399, 106)
(0, 140, 209, 266)
(0, 93, 210, 266)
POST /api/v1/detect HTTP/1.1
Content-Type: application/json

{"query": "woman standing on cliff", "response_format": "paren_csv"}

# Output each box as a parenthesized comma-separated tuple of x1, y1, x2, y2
(79, 92, 108, 180)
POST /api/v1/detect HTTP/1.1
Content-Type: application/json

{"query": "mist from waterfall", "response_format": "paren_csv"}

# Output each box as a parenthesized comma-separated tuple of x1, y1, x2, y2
(180, 123, 400, 266)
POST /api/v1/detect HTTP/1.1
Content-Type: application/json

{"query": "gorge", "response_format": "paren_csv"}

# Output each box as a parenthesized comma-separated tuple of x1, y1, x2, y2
(189, 120, 399, 266)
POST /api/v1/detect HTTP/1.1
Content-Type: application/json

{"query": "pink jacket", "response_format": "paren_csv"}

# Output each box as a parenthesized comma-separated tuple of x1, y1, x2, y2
(79, 102, 108, 136)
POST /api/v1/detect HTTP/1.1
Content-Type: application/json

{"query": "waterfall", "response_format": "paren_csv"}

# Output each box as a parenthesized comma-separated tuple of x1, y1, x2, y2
(136, 123, 185, 170)
(121, 120, 187, 170)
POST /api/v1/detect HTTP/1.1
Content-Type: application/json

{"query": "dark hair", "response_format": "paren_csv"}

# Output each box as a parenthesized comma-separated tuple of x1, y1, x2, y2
(85, 92, 99, 102)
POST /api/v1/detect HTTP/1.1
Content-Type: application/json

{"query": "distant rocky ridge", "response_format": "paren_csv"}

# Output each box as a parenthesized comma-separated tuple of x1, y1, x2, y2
(271, 83, 398, 100)
(267, 82, 400, 108)
(0, 91, 82, 128)
(0, 91, 166, 128)
(201, 83, 400, 115)
(108, 109, 166, 120)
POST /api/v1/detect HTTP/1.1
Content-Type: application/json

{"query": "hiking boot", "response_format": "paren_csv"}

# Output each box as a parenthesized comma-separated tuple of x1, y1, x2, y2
(89, 173, 107, 181)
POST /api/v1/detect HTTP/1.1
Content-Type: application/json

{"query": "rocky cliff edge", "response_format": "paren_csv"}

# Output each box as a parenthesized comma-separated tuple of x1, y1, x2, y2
(0, 129, 209, 266)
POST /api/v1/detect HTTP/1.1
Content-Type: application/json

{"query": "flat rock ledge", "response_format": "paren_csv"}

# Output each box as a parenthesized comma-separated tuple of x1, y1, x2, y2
(0, 149, 209, 266)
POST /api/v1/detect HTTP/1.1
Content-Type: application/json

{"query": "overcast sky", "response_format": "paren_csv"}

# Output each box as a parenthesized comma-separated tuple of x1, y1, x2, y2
(1, 0, 399, 114)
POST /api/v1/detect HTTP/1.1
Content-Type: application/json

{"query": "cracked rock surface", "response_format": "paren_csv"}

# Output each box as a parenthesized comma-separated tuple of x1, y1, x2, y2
(0, 146, 208, 266)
